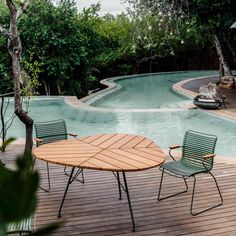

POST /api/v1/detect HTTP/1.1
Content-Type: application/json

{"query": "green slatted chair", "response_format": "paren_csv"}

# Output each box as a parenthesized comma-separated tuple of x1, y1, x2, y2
(158, 130, 223, 215)
(7, 217, 32, 235)
(34, 119, 84, 192)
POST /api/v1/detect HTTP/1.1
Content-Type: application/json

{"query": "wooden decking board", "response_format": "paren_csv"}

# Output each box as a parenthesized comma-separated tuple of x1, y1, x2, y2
(53, 206, 236, 234)
(4, 144, 236, 235)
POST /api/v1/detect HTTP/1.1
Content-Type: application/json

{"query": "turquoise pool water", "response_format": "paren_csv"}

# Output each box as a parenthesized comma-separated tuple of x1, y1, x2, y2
(2, 71, 236, 157)
(90, 71, 218, 108)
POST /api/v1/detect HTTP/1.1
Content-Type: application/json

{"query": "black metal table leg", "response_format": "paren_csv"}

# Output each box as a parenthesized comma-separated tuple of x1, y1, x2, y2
(58, 167, 75, 217)
(122, 171, 136, 232)
(117, 172, 122, 200)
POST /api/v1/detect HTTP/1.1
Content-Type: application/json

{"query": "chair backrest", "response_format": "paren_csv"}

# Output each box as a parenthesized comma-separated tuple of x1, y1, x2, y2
(182, 130, 217, 170)
(34, 119, 67, 146)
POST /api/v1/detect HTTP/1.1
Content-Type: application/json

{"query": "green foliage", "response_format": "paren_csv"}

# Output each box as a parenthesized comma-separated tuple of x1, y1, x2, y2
(19, 0, 86, 95)
(127, 0, 203, 58)
(21, 52, 42, 98)
(0, 137, 16, 152)
(0, 152, 38, 234)
(0, 138, 60, 235)
(0, 1, 12, 94)
(187, 0, 236, 35)
(127, 0, 236, 50)
(0, 36, 12, 94)
(3, 0, 232, 97)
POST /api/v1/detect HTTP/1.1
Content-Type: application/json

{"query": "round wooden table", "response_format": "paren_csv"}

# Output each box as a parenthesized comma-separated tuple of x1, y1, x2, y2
(33, 133, 165, 231)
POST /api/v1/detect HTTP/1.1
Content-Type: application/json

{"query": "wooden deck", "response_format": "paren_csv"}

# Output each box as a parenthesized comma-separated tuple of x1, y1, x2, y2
(2, 143, 236, 236)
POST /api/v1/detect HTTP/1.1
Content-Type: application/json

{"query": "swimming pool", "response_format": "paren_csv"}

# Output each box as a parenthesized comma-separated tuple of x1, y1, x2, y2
(3, 71, 236, 157)
(88, 71, 218, 109)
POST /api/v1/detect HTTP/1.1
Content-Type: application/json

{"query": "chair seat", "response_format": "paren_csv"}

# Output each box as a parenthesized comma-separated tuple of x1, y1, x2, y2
(161, 160, 207, 177)
(7, 217, 32, 234)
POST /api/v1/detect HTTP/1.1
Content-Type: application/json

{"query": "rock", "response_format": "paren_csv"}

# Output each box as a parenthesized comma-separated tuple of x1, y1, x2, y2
(219, 76, 236, 89)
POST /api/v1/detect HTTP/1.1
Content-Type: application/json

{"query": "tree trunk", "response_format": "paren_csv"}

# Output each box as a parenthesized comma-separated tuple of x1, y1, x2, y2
(213, 34, 232, 76)
(42, 78, 49, 95)
(7, 0, 33, 153)
(48, 83, 51, 95)
(56, 80, 61, 95)
(0, 96, 6, 152)
(219, 62, 224, 77)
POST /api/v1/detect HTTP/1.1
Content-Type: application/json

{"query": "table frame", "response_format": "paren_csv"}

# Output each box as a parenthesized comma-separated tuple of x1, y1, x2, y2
(58, 168, 136, 231)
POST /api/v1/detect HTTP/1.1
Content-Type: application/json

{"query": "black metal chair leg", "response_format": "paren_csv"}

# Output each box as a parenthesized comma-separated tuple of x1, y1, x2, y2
(190, 173, 223, 216)
(58, 167, 75, 217)
(158, 169, 188, 201)
(46, 162, 51, 190)
(122, 172, 136, 232)
(32, 157, 50, 192)
(117, 172, 122, 200)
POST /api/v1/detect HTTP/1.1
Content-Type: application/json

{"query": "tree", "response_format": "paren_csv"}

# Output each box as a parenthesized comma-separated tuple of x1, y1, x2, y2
(126, 0, 236, 86)
(18, 0, 84, 96)
(126, 0, 199, 72)
(0, 0, 34, 153)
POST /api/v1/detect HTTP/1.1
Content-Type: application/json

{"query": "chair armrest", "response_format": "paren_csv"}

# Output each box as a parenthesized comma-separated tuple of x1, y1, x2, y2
(169, 144, 181, 150)
(203, 154, 215, 159)
(68, 133, 78, 138)
(169, 145, 181, 161)
(34, 138, 43, 143)
(202, 154, 215, 172)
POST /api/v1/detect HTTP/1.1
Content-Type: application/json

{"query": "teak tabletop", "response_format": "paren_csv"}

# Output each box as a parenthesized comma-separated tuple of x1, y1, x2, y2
(33, 133, 166, 172)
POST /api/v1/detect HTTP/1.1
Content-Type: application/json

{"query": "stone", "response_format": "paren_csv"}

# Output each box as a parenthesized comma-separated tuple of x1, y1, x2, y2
(220, 75, 236, 89)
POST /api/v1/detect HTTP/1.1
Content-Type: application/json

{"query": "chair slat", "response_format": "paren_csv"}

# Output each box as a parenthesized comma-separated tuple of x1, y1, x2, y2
(7, 217, 32, 234)
(182, 130, 217, 170)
